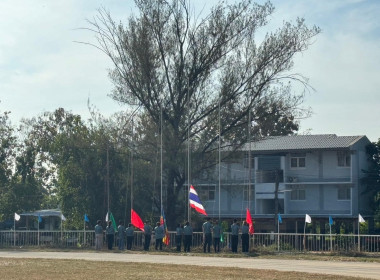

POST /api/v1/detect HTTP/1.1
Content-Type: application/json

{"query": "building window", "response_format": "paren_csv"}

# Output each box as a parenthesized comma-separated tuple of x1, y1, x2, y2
(337, 151, 351, 167)
(290, 188, 305, 200)
(338, 186, 351, 200)
(199, 185, 216, 201)
(290, 153, 306, 168)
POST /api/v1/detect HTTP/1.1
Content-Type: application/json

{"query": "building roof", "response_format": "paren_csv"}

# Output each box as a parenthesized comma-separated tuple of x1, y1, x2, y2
(241, 134, 368, 152)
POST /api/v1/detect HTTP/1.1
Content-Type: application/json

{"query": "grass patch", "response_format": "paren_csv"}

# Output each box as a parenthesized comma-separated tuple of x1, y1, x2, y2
(0, 258, 365, 280)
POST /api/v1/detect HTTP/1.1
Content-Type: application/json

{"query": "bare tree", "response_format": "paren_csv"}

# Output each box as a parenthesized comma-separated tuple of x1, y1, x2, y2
(84, 0, 320, 226)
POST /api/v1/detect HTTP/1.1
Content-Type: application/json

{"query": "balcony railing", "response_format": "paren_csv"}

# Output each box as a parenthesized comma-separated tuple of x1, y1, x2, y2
(256, 170, 284, 184)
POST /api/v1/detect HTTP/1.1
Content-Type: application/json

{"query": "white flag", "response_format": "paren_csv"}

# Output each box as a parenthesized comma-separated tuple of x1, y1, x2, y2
(305, 214, 312, 224)
(61, 214, 66, 221)
(105, 212, 109, 222)
(359, 214, 365, 223)
(14, 213, 21, 221)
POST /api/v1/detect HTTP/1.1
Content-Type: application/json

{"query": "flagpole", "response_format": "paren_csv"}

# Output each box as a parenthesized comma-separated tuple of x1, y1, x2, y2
(187, 77, 191, 223)
(218, 93, 221, 221)
(277, 216, 280, 251)
(358, 215, 360, 252)
(84, 217, 86, 247)
(160, 104, 163, 215)
(38, 218, 40, 247)
(303, 219, 306, 250)
(329, 222, 332, 251)
(14, 218, 16, 247)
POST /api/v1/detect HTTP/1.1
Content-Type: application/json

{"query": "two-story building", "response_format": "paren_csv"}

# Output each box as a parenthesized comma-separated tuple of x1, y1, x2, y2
(193, 134, 371, 233)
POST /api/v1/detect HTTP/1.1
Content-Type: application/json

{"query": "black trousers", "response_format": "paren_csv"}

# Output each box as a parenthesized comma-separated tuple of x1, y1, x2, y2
(213, 237, 220, 252)
(203, 233, 212, 252)
(144, 234, 151, 251)
(175, 235, 182, 251)
(184, 235, 192, 252)
(126, 236, 134, 250)
(106, 234, 114, 250)
(155, 238, 163, 250)
(231, 235, 238, 252)
(241, 233, 249, 252)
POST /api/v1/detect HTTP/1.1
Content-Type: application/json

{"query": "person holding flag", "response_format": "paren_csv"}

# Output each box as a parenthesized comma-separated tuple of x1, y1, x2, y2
(143, 221, 152, 251)
(212, 220, 221, 253)
(106, 220, 115, 250)
(117, 220, 126, 250)
(183, 221, 193, 252)
(94, 220, 103, 251)
(154, 221, 164, 250)
(241, 221, 249, 253)
(202, 217, 212, 253)
(126, 223, 134, 250)
(231, 219, 240, 253)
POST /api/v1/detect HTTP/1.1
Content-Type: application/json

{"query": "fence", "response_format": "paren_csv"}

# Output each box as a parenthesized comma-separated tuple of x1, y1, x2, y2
(0, 230, 379, 253)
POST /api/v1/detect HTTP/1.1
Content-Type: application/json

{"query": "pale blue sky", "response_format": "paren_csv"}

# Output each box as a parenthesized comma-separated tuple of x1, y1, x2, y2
(0, 0, 379, 141)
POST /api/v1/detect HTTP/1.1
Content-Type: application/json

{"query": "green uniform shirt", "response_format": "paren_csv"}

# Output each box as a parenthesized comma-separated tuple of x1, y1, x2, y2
(154, 225, 165, 239)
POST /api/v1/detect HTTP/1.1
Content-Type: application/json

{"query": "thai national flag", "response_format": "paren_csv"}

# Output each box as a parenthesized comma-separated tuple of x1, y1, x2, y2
(189, 185, 207, 216)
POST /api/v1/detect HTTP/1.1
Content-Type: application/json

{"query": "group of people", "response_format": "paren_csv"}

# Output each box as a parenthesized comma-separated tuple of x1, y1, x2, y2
(95, 220, 135, 251)
(94, 218, 251, 253)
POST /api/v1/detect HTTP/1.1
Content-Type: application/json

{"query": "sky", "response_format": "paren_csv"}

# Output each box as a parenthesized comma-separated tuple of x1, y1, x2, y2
(0, 0, 379, 142)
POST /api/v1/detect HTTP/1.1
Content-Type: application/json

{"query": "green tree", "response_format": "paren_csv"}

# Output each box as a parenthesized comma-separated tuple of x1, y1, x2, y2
(87, 0, 320, 226)
(361, 140, 380, 229)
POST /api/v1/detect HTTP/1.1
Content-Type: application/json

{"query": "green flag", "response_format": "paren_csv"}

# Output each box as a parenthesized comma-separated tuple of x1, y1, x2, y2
(110, 212, 117, 232)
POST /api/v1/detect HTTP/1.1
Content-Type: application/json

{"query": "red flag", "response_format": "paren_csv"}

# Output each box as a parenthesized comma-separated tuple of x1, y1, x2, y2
(246, 208, 254, 235)
(131, 209, 145, 232)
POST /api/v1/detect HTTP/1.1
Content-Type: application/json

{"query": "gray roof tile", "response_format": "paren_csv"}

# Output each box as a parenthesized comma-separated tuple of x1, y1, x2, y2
(241, 134, 367, 152)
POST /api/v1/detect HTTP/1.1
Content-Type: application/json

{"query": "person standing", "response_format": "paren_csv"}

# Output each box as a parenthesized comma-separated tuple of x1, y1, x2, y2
(143, 221, 152, 251)
(183, 221, 193, 252)
(175, 223, 183, 252)
(212, 220, 221, 253)
(231, 219, 239, 253)
(106, 221, 115, 250)
(95, 220, 103, 251)
(241, 220, 249, 253)
(117, 220, 126, 250)
(125, 223, 134, 250)
(202, 218, 212, 253)
(154, 222, 164, 250)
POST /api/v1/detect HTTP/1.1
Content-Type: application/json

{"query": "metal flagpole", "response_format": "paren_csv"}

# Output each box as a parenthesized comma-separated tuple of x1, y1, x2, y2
(218, 94, 221, 221)
(160, 104, 163, 214)
(187, 77, 191, 223)
(277, 215, 280, 251)
(358, 216, 360, 252)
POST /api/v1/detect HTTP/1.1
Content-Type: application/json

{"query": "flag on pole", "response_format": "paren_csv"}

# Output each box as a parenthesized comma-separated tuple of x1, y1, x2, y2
(359, 214, 365, 223)
(329, 216, 333, 226)
(278, 214, 282, 224)
(14, 213, 21, 221)
(109, 212, 117, 232)
(189, 185, 207, 216)
(246, 208, 254, 235)
(84, 214, 90, 223)
(38, 215, 42, 223)
(160, 209, 170, 245)
(105, 212, 109, 222)
(131, 209, 145, 232)
(305, 214, 312, 224)
(61, 214, 66, 221)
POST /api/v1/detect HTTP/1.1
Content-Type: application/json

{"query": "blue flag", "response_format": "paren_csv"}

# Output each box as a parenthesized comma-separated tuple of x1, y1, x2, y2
(38, 215, 42, 223)
(329, 216, 333, 226)
(278, 214, 282, 223)
(84, 214, 90, 223)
